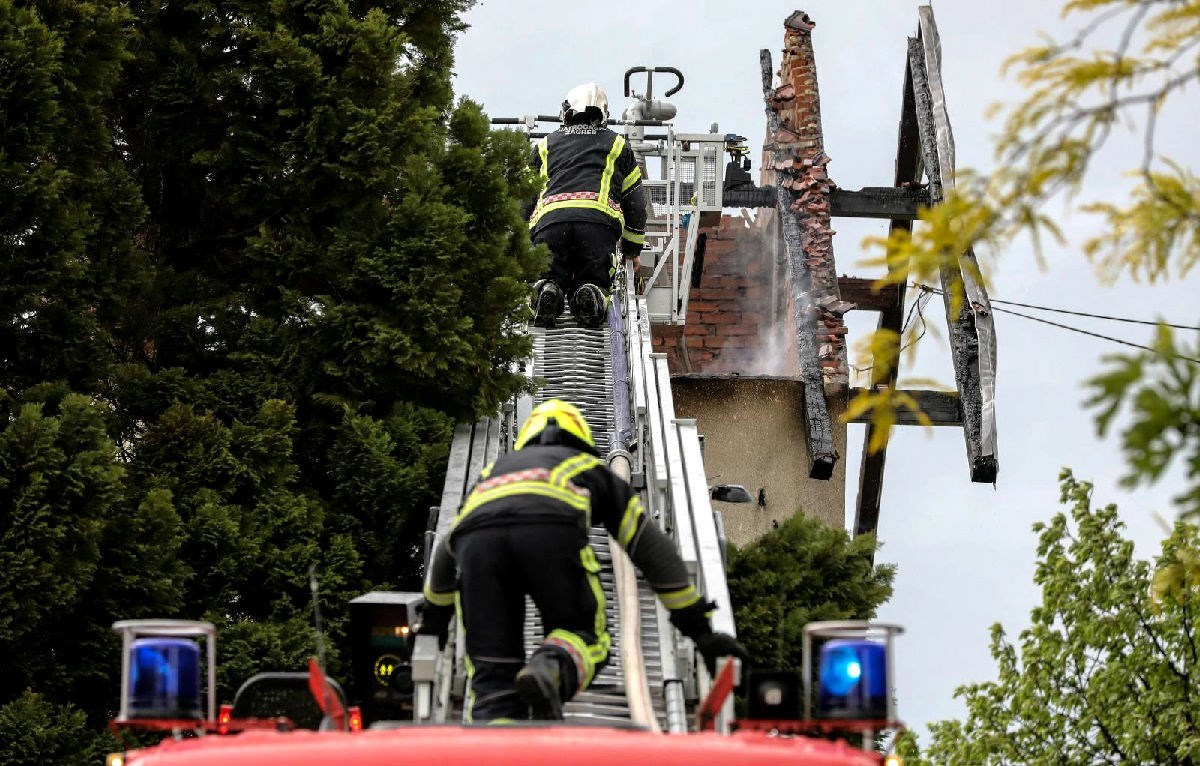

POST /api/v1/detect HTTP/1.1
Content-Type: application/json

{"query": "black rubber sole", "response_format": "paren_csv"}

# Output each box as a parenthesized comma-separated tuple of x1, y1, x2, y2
(516, 668, 563, 720)
(570, 287, 605, 329)
(532, 290, 561, 329)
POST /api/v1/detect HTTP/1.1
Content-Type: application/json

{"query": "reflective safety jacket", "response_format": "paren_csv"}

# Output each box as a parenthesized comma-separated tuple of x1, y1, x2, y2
(424, 443, 702, 614)
(527, 124, 649, 258)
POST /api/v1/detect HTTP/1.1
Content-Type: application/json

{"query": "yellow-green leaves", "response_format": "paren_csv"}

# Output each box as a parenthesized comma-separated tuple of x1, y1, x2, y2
(1083, 164, 1200, 283)
(1085, 326, 1200, 519)
(919, 469, 1200, 764)
(845, 386, 935, 452)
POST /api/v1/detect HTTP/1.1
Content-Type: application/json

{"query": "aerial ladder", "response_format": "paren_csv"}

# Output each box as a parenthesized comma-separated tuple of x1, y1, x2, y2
(411, 68, 746, 732)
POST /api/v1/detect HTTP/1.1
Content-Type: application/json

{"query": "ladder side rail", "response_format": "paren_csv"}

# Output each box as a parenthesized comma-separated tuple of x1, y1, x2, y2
(654, 599, 688, 733)
(421, 418, 484, 722)
(675, 209, 702, 323)
(635, 305, 671, 530)
(657, 358, 698, 573)
(667, 130, 683, 322)
(675, 418, 738, 733)
(607, 277, 659, 729)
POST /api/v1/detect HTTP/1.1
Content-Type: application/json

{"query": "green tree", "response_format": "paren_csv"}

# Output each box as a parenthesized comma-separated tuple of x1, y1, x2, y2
(1, 0, 543, 756)
(0, 692, 115, 766)
(727, 512, 895, 670)
(913, 470, 1200, 765)
(0, 394, 121, 696)
(0, 0, 145, 397)
(107, 0, 541, 616)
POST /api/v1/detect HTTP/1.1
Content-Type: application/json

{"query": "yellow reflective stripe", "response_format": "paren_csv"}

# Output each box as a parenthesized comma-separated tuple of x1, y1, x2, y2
(580, 546, 607, 640)
(551, 453, 601, 485)
(621, 165, 642, 193)
(459, 595, 477, 722)
(423, 584, 455, 607)
(616, 495, 643, 547)
(660, 585, 702, 610)
(537, 137, 549, 179)
(597, 135, 624, 215)
(531, 138, 549, 223)
(621, 229, 645, 245)
(479, 460, 495, 480)
(533, 198, 624, 225)
(552, 453, 601, 528)
(546, 628, 597, 690)
(459, 481, 590, 520)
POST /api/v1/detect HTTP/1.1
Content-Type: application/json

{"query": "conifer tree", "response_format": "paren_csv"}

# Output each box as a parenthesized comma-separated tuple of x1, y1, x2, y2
(727, 512, 896, 670)
(1, 0, 543, 754)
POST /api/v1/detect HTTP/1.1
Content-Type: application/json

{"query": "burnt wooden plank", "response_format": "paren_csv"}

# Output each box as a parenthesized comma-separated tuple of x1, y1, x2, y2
(919, 6, 998, 483)
(761, 48, 837, 481)
(830, 186, 931, 220)
(836, 277, 901, 313)
(720, 185, 932, 220)
(909, 24, 998, 484)
(847, 389, 962, 426)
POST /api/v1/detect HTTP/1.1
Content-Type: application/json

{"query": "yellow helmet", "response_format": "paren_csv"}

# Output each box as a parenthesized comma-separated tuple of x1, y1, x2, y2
(514, 399, 597, 454)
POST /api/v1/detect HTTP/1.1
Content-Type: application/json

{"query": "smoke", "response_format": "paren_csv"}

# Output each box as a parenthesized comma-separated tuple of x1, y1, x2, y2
(746, 318, 797, 376)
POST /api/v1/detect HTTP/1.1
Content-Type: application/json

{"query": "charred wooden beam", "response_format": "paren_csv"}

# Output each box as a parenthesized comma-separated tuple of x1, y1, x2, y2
(761, 47, 838, 481)
(720, 186, 775, 208)
(847, 388, 962, 426)
(722, 185, 931, 220)
(836, 277, 901, 313)
(910, 7, 998, 484)
(852, 48, 921, 540)
(831, 186, 931, 219)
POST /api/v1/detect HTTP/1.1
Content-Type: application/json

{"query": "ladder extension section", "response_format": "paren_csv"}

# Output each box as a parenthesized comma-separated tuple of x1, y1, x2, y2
(415, 271, 738, 732)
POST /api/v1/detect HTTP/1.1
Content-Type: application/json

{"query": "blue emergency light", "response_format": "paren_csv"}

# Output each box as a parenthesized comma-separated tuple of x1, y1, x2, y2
(815, 638, 887, 720)
(128, 638, 202, 719)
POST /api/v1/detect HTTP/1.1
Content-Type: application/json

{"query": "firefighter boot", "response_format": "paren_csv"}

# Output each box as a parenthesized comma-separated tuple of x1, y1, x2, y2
(515, 647, 574, 720)
(570, 283, 607, 329)
(531, 280, 565, 329)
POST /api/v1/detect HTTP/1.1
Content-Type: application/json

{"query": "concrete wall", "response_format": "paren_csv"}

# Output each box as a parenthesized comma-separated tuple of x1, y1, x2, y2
(670, 376, 845, 547)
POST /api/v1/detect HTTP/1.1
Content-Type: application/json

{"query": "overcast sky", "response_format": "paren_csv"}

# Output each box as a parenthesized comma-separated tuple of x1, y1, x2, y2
(452, 0, 1200, 737)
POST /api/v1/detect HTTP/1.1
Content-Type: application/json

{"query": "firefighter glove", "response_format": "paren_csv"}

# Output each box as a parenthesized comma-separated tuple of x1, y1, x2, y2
(414, 599, 453, 650)
(669, 599, 716, 640)
(694, 631, 750, 676)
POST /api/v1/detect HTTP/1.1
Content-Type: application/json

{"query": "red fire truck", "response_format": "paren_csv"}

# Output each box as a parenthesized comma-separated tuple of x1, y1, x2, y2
(105, 607, 905, 766)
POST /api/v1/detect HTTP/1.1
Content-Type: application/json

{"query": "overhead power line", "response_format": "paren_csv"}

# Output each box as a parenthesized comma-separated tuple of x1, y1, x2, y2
(981, 295, 1199, 331)
(912, 283, 1200, 331)
(911, 283, 1200, 364)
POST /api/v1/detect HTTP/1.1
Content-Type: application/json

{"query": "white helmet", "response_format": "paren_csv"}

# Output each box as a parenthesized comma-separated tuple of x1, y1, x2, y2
(561, 83, 609, 124)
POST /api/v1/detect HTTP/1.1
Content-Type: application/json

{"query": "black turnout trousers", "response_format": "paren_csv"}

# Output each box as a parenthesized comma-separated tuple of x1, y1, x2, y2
(532, 220, 619, 298)
(453, 522, 607, 721)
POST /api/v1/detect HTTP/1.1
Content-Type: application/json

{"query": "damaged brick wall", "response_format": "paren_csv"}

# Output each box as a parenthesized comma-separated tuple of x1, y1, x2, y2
(651, 218, 791, 375)
(652, 12, 849, 391)
(768, 11, 849, 393)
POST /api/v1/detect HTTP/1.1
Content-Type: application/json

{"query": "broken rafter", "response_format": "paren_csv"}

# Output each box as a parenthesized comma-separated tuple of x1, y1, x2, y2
(719, 185, 932, 220)
(909, 6, 998, 483)
(847, 388, 962, 427)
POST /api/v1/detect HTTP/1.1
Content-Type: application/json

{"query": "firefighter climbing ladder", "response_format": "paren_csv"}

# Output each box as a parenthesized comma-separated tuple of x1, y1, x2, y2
(411, 63, 749, 734)
(412, 268, 738, 732)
